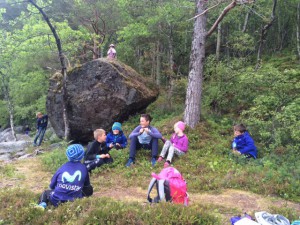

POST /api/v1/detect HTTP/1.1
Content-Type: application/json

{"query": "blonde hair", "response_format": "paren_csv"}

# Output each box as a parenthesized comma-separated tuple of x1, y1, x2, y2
(94, 129, 105, 140)
(36, 112, 42, 117)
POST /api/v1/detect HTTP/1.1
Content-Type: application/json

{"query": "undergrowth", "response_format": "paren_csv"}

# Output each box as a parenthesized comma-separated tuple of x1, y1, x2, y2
(0, 57, 299, 224)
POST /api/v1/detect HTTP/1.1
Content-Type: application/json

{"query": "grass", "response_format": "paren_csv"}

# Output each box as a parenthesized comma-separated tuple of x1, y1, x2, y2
(0, 73, 300, 223)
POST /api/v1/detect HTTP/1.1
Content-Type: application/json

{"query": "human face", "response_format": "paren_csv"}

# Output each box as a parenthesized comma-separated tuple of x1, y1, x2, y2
(98, 132, 107, 142)
(234, 130, 242, 137)
(140, 117, 150, 128)
(113, 130, 120, 135)
(174, 123, 180, 134)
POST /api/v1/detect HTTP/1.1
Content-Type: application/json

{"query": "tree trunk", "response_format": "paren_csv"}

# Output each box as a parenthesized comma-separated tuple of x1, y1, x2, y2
(184, 0, 207, 128)
(151, 44, 156, 81)
(28, 0, 70, 140)
(156, 40, 161, 86)
(297, 2, 300, 61)
(92, 37, 99, 59)
(242, 8, 251, 32)
(216, 23, 221, 61)
(167, 26, 175, 109)
(0, 71, 17, 141)
(255, 0, 277, 70)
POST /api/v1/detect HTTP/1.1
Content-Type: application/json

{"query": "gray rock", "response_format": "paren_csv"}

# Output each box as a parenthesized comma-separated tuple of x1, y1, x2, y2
(0, 128, 32, 143)
(49, 143, 62, 150)
(0, 154, 11, 161)
(0, 141, 31, 154)
(47, 58, 159, 142)
(18, 153, 33, 159)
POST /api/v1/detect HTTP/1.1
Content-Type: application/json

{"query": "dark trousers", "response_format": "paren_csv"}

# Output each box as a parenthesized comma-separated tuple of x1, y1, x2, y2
(129, 136, 158, 160)
(38, 185, 93, 206)
(33, 127, 47, 146)
(84, 157, 114, 172)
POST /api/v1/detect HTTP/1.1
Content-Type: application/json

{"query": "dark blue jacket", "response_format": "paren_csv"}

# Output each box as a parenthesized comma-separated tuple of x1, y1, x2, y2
(49, 161, 90, 206)
(232, 131, 257, 158)
(36, 115, 48, 129)
(106, 131, 127, 148)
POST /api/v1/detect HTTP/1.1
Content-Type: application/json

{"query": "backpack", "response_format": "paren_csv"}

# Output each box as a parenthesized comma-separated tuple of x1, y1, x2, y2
(147, 167, 188, 206)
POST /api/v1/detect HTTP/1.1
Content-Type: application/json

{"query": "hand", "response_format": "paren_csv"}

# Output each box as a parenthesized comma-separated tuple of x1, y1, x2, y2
(144, 128, 149, 134)
(139, 128, 144, 134)
(109, 143, 114, 148)
(99, 154, 106, 159)
(105, 154, 110, 158)
(116, 143, 121, 147)
(232, 150, 241, 155)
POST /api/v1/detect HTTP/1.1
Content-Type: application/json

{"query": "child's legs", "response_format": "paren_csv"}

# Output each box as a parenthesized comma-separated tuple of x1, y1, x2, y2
(160, 140, 171, 158)
(33, 127, 42, 144)
(150, 138, 159, 158)
(82, 185, 93, 197)
(39, 190, 53, 205)
(37, 127, 47, 146)
(129, 136, 142, 159)
(84, 159, 102, 172)
(103, 157, 113, 164)
(166, 146, 185, 163)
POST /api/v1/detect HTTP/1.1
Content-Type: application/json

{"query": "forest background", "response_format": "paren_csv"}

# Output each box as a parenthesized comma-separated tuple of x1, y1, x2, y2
(0, 0, 300, 224)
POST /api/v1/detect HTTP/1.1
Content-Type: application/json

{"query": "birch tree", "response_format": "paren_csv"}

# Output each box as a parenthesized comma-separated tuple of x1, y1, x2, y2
(28, 0, 70, 140)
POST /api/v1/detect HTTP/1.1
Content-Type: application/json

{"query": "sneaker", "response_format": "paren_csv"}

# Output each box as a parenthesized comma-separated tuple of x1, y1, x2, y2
(151, 157, 156, 166)
(31, 202, 46, 211)
(125, 158, 134, 167)
(157, 156, 164, 162)
(164, 161, 170, 168)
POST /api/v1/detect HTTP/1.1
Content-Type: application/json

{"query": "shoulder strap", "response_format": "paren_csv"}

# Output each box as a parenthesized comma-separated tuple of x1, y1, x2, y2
(147, 178, 167, 203)
(157, 179, 166, 202)
(147, 178, 157, 203)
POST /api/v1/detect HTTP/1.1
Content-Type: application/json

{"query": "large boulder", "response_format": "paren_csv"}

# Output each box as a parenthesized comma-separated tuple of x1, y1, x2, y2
(47, 59, 159, 142)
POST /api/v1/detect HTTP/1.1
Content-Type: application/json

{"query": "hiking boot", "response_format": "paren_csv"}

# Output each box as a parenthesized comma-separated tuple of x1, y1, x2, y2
(151, 157, 156, 166)
(157, 156, 164, 162)
(125, 158, 134, 167)
(164, 161, 170, 168)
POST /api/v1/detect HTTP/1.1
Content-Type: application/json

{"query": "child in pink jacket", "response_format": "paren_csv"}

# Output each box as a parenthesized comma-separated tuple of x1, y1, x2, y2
(157, 121, 189, 168)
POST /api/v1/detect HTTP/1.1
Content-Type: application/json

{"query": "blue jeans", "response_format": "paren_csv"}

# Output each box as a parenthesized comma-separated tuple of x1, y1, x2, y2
(129, 136, 158, 160)
(34, 127, 47, 146)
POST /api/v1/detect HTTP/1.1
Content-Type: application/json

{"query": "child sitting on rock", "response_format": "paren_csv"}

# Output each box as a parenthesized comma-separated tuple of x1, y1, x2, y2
(106, 122, 127, 150)
(231, 124, 257, 159)
(84, 129, 113, 172)
(35, 144, 93, 210)
(157, 121, 189, 168)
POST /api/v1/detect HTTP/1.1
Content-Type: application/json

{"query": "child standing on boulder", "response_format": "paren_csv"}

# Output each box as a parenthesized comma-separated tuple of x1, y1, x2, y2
(106, 122, 127, 150)
(35, 144, 93, 210)
(84, 129, 113, 172)
(157, 121, 189, 168)
(107, 44, 117, 59)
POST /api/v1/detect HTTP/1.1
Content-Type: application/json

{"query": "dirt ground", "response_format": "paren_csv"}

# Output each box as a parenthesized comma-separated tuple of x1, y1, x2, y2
(1, 157, 299, 223)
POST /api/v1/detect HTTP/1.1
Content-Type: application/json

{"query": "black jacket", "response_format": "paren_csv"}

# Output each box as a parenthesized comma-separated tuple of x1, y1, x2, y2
(84, 140, 110, 160)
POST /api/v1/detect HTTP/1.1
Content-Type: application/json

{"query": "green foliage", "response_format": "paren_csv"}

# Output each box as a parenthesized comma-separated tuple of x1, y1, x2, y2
(0, 189, 218, 224)
(41, 144, 69, 173)
(0, 164, 15, 178)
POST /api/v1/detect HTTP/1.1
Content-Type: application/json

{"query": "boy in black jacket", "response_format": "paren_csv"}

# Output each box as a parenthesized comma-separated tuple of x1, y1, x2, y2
(84, 129, 113, 172)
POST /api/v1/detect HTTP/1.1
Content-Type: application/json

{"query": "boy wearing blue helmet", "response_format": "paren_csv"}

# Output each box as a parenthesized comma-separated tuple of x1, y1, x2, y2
(36, 144, 93, 210)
